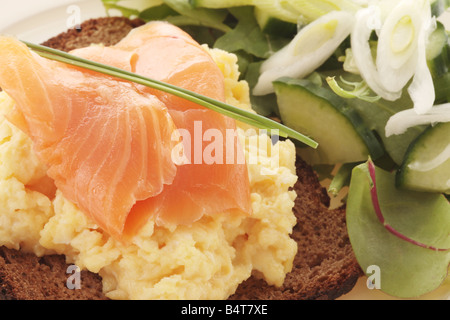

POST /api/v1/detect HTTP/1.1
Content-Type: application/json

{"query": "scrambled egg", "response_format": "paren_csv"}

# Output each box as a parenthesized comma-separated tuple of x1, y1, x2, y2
(0, 48, 298, 300)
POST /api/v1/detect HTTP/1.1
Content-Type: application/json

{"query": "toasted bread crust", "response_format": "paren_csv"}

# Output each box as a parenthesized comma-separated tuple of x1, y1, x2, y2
(0, 17, 362, 300)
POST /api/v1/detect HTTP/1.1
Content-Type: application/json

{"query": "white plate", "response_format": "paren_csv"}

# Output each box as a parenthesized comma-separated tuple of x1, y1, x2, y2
(0, 0, 449, 301)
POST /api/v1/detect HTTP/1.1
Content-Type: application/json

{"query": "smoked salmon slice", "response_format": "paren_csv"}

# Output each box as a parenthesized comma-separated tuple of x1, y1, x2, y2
(73, 22, 252, 234)
(114, 21, 226, 112)
(0, 21, 252, 239)
(0, 37, 179, 238)
(125, 109, 251, 234)
(121, 22, 252, 234)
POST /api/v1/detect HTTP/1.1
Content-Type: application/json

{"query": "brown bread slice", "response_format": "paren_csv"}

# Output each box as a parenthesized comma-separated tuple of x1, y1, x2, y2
(0, 17, 362, 300)
(0, 246, 107, 300)
(41, 17, 145, 52)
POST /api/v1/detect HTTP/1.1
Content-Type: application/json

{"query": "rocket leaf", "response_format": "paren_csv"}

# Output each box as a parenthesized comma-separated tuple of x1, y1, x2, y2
(214, 6, 290, 60)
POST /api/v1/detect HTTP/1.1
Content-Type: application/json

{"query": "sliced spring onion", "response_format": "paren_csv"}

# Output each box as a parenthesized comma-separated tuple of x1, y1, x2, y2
(253, 10, 354, 96)
(326, 76, 381, 102)
(22, 41, 318, 148)
(342, 48, 361, 74)
(351, 6, 403, 101)
(352, 0, 437, 115)
(385, 103, 450, 136)
(375, 0, 422, 92)
(377, 0, 436, 115)
(407, 6, 437, 115)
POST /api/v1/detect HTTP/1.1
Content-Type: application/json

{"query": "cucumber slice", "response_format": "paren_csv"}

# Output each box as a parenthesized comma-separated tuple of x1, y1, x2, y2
(254, 7, 297, 37)
(189, 0, 253, 8)
(426, 21, 449, 78)
(396, 122, 450, 194)
(274, 77, 384, 165)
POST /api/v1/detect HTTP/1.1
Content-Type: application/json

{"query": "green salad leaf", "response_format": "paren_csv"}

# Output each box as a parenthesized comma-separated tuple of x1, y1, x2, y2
(213, 6, 274, 60)
(103, 0, 231, 32)
(211, 6, 291, 117)
(138, 4, 179, 21)
(161, 0, 231, 32)
(244, 61, 279, 117)
(346, 160, 450, 298)
(346, 94, 427, 166)
(102, 0, 141, 18)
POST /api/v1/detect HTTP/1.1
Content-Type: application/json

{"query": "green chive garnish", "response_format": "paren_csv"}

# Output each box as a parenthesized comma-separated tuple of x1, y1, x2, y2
(23, 41, 318, 149)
